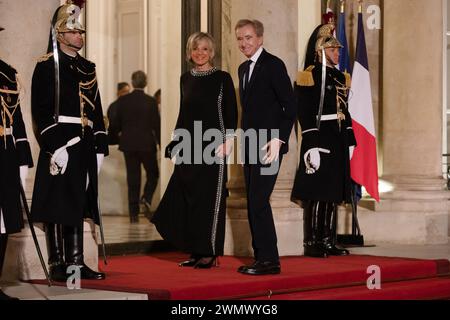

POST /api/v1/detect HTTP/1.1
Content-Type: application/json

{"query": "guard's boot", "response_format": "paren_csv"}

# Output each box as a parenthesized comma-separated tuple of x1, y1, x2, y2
(303, 201, 328, 258)
(64, 225, 105, 280)
(323, 203, 350, 256)
(0, 234, 19, 300)
(45, 224, 67, 282)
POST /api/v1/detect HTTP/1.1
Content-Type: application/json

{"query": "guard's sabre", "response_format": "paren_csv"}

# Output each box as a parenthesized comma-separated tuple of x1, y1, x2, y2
(19, 183, 52, 287)
(51, 25, 60, 122)
(316, 48, 327, 131)
(97, 199, 107, 265)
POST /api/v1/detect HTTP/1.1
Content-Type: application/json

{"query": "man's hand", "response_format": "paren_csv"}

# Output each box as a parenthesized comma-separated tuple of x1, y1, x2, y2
(215, 138, 234, 159)
(262, 139, 283, 164)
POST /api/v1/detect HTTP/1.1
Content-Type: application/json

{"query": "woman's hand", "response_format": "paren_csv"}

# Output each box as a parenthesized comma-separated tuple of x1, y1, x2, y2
(216, 138, 234, 159)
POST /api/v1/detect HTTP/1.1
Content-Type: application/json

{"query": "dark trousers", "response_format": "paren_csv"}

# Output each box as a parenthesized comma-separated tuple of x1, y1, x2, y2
(124, 150, 159, 217)
(243, 156, 283, 263)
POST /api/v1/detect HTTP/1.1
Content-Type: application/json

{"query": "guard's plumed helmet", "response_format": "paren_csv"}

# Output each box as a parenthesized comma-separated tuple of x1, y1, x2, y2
(315, 24, 343, 51)
(53, 0, 86, 34)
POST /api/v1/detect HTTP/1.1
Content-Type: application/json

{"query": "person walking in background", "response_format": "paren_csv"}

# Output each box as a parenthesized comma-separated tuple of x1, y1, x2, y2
(154, 89, 161, 115)
(151, 32, 237, 269)
(113, 71, 160, 224)
(107, 82, 130, 145)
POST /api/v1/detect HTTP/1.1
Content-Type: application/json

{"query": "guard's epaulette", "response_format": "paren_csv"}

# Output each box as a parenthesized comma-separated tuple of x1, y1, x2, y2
(297, 65, 315, 87)
(37, 53, 53, 63)
(344, 71, 352, 88)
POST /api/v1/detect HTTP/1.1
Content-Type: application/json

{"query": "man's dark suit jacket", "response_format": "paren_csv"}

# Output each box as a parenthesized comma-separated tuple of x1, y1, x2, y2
(107, 100, 120, 145)
(238, 49, 296, 155)
(114, 89, 161, 152)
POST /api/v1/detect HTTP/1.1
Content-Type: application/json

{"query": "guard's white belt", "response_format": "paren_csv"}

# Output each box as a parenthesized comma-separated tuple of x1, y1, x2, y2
(318, 114, 338, 121)
(58, 116, 93, 128)
(0, 127, 12, 136)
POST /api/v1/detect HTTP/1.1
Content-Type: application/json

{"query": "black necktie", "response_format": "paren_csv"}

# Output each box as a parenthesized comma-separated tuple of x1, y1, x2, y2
(243, 60, 252, 91)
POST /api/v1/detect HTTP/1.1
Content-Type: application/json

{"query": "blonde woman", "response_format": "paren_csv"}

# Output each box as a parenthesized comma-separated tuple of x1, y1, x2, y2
(152, 32, 237, 269)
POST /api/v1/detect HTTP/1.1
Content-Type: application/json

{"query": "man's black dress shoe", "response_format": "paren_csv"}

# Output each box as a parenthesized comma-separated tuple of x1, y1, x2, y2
(238, 261, 281, 275)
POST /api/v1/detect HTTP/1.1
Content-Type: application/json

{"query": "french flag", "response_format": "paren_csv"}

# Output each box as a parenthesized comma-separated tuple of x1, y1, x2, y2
(349, 10, 380, 202)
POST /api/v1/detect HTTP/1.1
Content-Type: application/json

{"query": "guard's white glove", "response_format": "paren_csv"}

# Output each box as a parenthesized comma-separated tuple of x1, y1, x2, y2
(349, 146, 355, 160)
(50, 148, 69, 175)
(304, 148, 330, 174)
(20, 166, 29, 189)
(50, 137, 81, 176)
(96, 154, 104, 175)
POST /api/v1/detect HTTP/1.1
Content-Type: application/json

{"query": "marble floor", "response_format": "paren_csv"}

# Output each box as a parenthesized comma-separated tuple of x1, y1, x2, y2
(102, 215, 162, 244)
(100, 215, 450, 261)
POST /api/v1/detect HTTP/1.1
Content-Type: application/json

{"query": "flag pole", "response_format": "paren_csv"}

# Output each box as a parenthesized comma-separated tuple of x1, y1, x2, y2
(336, 0, 369, 248)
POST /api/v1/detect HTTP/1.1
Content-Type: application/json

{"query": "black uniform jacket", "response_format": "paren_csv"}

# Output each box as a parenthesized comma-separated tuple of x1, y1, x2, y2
(0, 59, 33, 234)
(291, 63, 357, 204)
(30, 51, 108, 227)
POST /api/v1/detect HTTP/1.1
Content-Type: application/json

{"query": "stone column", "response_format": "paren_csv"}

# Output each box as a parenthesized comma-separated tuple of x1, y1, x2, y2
(159, 0, 182, 193)
(354, 0, 448, 244)
(0, 0, 99, 281)
(222, 0, 302, 257)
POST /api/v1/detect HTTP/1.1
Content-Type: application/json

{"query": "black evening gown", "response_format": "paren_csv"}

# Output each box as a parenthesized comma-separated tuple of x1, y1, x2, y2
(152, 69, 237, 257)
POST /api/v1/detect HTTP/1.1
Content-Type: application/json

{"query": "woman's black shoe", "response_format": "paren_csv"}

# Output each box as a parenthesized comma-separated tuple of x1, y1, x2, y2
(194, 257, 218, 269)
(179, 255, 201, 267)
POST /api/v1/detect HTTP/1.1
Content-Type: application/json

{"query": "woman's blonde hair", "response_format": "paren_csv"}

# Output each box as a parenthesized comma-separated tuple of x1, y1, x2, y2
(186, 32, 216, 65)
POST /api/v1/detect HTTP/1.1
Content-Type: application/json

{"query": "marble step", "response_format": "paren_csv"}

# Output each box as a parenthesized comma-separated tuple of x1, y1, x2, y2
(2, 282, 148, 300)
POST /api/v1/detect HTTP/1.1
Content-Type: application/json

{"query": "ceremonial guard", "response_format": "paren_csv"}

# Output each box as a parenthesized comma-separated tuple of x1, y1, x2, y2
(0, 25, 34, 299)
(291, 24, 356, 258)
(31, 0, 108, 281)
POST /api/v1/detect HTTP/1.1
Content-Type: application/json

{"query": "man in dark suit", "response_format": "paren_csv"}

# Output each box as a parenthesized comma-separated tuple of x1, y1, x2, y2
(107, 82, 130, 145)
(235, 19, 296, 275)
(114, 71, 160, 223)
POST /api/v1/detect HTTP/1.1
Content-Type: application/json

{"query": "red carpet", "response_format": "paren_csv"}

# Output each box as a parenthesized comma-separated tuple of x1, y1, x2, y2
(246, 277, 450, 300)
(31, 253, 450, 300)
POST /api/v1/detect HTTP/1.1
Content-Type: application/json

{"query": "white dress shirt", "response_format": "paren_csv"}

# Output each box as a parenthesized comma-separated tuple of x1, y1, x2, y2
(244, 46, 264, 89)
